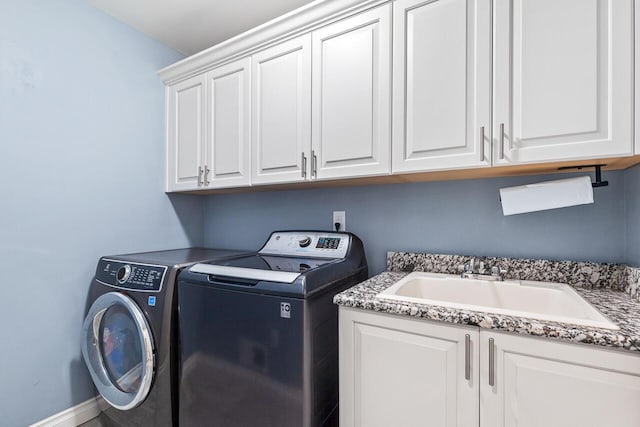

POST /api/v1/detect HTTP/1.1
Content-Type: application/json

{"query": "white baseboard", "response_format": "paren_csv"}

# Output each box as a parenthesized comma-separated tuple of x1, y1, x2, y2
(30, 396, 108, 427)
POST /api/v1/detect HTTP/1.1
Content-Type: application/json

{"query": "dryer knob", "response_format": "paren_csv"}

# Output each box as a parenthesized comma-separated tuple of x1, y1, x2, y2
(116, 265, 131, 284)
(299, 236, 312, 248)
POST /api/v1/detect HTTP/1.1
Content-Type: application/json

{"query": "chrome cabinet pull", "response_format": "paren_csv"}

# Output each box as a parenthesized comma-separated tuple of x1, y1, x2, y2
(465, 334, 471, 380)
(312, 150, 317, 178)
(498, 123, 505, 160)
(488, 338, 495, 386)
(301, 153, 307, 179)
(204, 166, 210, 186)
(479, 126, 485, 162)
(197, 166, 204, 186)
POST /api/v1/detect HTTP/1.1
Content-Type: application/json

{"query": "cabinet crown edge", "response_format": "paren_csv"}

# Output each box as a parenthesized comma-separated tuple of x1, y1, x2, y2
(158, 0, 389, 84)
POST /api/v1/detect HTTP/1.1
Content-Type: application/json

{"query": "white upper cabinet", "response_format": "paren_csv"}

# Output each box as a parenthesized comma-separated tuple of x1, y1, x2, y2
(251, 35, 312, 185)
(393, 0, 491, 173)
(166, 74, 206, 192)
(480, 331, 640, 427)
(164, 0, 638, 192)
(312, 4, 392, 179)
(205, 58, 252, 188)
(493, 0, 634, 165)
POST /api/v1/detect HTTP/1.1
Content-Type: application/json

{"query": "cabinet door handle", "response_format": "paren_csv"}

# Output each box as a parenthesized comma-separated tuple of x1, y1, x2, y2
(464, 334, 471, 380)
(197, 166, 204, 187)
(498, 123, 505, 160)
(204, 166, 210, 186)
(301, 153, 307, 179)
(488, 338, 495, 386)
(311, 150, 317, 178)
(479, 127, 485, 162)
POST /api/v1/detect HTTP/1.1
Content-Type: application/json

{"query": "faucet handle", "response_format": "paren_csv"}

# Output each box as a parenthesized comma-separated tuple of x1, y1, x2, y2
(478, 261, 486, 274)
(489, 266, 508, 281)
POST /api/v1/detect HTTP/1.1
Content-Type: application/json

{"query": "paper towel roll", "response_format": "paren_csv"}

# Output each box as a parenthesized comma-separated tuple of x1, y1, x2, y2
(499, 176, 594, 216)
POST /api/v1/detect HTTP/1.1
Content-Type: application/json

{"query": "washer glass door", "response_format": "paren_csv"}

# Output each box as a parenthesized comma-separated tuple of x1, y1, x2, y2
(82, 292, 154, 410)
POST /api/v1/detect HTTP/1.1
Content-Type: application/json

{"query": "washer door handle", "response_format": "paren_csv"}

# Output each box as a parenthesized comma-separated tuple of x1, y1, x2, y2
(92, 308, 106, 346)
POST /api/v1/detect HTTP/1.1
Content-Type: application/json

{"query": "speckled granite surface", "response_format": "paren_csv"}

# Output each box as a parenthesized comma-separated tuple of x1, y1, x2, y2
(386, 252, 628, 290)
(335, 255, 640, 352)
(627, 266, 640, 301)
(387, 251, 640, 301)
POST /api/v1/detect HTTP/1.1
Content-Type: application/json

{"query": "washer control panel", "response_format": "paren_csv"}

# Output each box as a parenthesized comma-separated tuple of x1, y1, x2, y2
(96, 259, 167, 292)
(260, 232, 350, 259)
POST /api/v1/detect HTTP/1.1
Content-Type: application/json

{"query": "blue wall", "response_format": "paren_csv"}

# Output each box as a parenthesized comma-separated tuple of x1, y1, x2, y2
(625, 164, 640, 266)
(0, 1, 196, 425)
(204, 171, 626, 275)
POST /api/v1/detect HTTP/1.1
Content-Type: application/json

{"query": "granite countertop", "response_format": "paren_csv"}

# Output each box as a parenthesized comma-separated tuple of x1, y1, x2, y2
(334, 256, 640, 352)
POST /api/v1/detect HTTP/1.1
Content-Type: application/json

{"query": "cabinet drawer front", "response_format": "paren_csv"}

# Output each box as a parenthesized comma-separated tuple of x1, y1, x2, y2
(167, 74, 206, 191)
(251, 35, 311, 184)
(312, 5, 392, 179)
(206, 58, 251, 188)
(392, 0, 491, 173)
(493, 0, 633, 164)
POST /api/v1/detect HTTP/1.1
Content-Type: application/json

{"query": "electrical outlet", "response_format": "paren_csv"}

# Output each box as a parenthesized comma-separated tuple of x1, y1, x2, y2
(333, 211, 346, 232)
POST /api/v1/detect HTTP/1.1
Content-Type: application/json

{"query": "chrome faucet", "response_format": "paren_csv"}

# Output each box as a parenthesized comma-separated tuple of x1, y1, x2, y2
(460, 258, 507, 281)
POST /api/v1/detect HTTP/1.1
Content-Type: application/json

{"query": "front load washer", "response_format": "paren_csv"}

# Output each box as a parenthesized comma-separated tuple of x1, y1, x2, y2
(81, 248, 250, 427)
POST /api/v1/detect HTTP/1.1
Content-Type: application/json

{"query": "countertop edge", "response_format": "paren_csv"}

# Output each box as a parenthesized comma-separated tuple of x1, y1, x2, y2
(334, 271, 640, 353)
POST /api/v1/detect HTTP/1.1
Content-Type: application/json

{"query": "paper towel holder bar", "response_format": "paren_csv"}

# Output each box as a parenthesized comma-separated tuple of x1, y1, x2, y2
(557, 164, 608, 188)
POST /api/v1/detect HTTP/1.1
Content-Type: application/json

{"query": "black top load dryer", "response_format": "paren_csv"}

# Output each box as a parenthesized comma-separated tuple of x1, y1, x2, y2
(178, 231, 368, 427)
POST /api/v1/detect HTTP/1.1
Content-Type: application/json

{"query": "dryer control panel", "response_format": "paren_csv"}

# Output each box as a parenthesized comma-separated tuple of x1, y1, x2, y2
(95, 259, 167, 292)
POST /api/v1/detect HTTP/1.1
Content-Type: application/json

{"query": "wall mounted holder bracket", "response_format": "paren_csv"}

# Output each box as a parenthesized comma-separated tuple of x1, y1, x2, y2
(557, 164, 609, 188)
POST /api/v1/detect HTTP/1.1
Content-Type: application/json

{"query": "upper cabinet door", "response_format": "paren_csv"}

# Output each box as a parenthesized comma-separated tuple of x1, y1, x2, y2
(392, 0, 491, 173)
(493, 0, 634, 165)
(312, 5, 392, 180)
(251, 35, 311, 185)
(167, 74, 206, 192)
(205, 58, 251, 188)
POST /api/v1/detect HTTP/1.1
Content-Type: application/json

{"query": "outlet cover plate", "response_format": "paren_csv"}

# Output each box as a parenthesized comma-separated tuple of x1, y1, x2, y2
(333, 210, 346, 232)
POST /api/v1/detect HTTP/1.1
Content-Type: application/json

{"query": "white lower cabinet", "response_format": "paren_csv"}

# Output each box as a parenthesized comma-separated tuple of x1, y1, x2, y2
(340, 307, 640, 427)
(480, 331, 640, 427)
(339, 308, 479, 427)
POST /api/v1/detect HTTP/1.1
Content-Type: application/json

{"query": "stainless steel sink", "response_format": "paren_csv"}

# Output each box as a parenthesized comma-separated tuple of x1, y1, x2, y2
(377, 272, 618, 330)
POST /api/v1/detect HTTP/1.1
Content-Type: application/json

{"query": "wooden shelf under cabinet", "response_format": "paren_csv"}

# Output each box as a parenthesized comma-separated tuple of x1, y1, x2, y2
(173, 155, 640, 195)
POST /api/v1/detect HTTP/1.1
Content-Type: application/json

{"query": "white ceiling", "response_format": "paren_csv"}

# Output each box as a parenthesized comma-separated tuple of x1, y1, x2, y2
(87, 0, 315, 55)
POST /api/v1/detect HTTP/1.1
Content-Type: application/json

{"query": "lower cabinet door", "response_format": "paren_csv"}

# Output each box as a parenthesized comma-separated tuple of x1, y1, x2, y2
(339, 308, 479, 427)
(480, 331, 640, 427)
